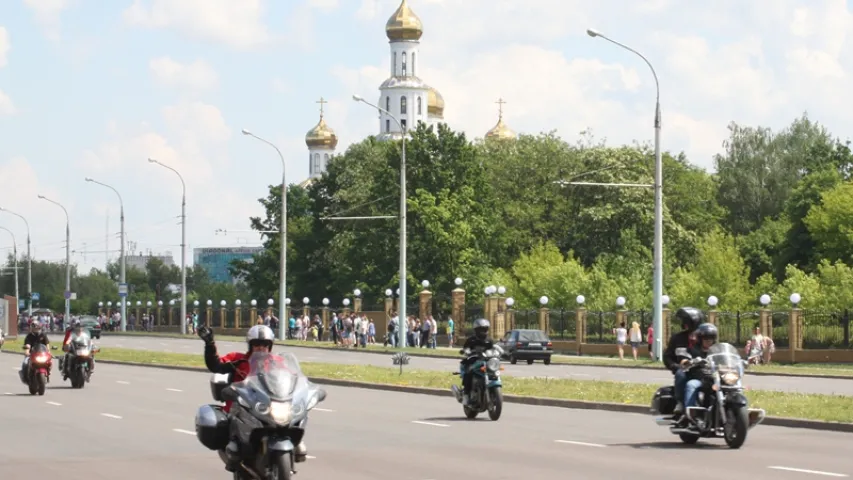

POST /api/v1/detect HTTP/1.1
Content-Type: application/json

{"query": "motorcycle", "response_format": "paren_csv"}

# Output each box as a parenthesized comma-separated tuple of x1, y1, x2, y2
(451, 344, 504, 420)
(194, 352, 327, 480)
(20, 343, 58, 396)
(650, 342, 766, 449)
(62, 331, 100, 388)
(0, 326, 4, 350)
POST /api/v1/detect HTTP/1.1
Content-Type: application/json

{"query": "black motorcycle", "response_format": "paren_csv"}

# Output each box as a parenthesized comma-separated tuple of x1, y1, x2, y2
(650, 343, 765, 448)
(195, 352, 326, 480)
(451, 344, 504, 421)
(62, 331, 99, 388)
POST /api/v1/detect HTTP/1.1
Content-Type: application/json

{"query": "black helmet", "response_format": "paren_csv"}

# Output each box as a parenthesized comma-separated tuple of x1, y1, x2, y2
(472, 318, 490, 340)
(695, 323, 718, 344)
(675, 307, 704, 333)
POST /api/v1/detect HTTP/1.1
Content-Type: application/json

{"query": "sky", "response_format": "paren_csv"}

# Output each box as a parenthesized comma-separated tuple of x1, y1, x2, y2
(0, 0, 851, 271)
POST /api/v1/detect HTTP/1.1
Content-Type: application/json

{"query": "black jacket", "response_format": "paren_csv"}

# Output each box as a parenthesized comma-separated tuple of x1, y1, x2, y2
(24, 332, 49, 348)
(662, 330, 692, 373)
(684, 345, 713, 381)
(461, 336, 493, 353)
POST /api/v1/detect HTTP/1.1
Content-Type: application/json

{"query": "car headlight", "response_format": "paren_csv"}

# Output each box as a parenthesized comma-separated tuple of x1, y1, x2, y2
(721, 372, 739, 385)
(486, 357, 501, 372)
(270, 401, 292, 425)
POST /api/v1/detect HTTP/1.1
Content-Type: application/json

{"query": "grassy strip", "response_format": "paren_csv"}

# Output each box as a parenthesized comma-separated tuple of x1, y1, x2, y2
(6, 338, 851, 424)
(102, 331, 853, 378)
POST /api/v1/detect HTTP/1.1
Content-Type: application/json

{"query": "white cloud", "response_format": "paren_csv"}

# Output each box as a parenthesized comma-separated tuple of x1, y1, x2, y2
(308, 0, 339, 12)
(123, 0, 274, 49)
(23, 0, 70, 41)
(149, 57, 219, 92)
(0, 89, 15, 115)
(0, 27, 9, 68)
(332, 0, 853, 170)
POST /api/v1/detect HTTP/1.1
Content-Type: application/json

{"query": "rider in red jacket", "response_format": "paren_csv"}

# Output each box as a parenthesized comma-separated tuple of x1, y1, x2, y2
(198, 323, 308, 472)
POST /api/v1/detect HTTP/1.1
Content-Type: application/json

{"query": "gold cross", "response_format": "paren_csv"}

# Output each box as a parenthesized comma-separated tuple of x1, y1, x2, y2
(316, 97, 328, 117)
(495, 97, 507, 117)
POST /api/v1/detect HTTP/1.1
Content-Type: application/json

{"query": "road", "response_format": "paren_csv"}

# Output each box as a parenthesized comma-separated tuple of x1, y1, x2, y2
(1, 352, 851, 479)
(78, 334, 853, 396)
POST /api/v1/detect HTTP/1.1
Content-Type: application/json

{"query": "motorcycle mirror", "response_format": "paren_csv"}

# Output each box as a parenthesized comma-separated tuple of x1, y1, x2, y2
(742, 360, 749, 370)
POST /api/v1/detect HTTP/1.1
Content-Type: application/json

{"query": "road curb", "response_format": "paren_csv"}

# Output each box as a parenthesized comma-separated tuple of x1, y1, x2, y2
(5, 350, 849, 433)
(97, 332, 853, 381)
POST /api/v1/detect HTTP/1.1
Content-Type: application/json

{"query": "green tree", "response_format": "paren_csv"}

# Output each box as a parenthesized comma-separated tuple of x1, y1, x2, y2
(803, 182, 853, 264)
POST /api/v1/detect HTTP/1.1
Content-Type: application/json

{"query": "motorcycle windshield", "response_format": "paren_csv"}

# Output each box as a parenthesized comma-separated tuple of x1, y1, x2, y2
(71, 331, 91, 346)
(706, 343, 742, 371)
(241, 352, 306, 402)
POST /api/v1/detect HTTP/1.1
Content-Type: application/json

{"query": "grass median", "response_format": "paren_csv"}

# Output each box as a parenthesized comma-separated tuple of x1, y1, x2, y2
(101, 331, 853, 378)
(5, 338, 851, 424)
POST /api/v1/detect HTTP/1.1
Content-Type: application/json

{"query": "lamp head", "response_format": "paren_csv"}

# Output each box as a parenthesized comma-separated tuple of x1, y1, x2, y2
(352, 94, 364, 102)
(85, 177, 93, 182)
(37, 194, 45, 199)
(147, 158, 157, 164)
(241, 128, 251, 135)
(586, 28, 601, 37)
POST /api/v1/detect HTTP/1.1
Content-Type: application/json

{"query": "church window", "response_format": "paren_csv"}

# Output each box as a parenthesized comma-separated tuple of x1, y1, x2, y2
(308, 153, 312, 174)
(412, 53, 416, 76)
(386, 96, 390, 111)
(313, 153, 320, 174)
(417, 96, 422, 115)
(386, 119, 390, 133)
(401, 119, 407, 131)
(393, 52, 397, 76)
(402, 52, 407, 76)
(324, 154, 329, 168)
(400, 96, 407, 114)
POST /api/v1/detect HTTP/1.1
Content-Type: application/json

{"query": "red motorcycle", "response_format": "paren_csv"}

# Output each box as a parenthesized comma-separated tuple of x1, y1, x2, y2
(21, 343, 57, 396)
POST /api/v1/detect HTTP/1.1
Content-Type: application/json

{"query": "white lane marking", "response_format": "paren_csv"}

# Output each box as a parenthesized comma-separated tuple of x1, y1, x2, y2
(116, 380, 130, 384)
(4, 392, 13, 395)
(554, 440, 607, 448)
(46, 401, 62, 406)
(101, 413, 122, 419)
(411, 420, 449, 428)
(160, 343, 167, 346)
(306, 455, 316, 460)
(173, 429, 195, 435)
(166, 388, 183, 392)
(313, 408, 335, 412)
(768, 466, 848, 477)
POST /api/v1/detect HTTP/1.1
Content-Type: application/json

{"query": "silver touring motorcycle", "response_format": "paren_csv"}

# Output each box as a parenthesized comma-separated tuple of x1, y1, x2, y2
(650, 343, 766, 448)
(195, 352, 327, 479)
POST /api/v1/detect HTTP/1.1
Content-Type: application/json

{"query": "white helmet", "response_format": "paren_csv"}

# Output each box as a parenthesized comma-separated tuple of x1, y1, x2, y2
(247, 324, 275, 349)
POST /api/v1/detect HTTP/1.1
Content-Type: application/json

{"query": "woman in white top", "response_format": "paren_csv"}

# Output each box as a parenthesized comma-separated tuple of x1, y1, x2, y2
(613, 322, 628, 360)
(628, 321, 643, 360)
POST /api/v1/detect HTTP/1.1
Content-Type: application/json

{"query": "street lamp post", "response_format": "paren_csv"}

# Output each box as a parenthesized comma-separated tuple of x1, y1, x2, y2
(0, 226, 19, 302)
(85, 177, 127, 331)
(37, 195, 71, 321)
(148, 158, 188, 335)
(0, 208, 32, 316)
(241, 129, 288, 341)
(352, 94, 408, 350)
(587, 28, 664, 360)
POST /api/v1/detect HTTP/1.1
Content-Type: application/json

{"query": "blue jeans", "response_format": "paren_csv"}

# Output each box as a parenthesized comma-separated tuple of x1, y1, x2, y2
(684, 379, 703, 408)
(674, 369, 687, 402)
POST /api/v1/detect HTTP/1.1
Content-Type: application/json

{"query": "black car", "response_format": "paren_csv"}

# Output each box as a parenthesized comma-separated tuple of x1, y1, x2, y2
(79, 316, 102, 339)
(498, 329, 553, 365)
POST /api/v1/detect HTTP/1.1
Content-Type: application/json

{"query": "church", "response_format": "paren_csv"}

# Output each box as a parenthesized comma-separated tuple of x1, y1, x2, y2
(301, 0, 517, 186)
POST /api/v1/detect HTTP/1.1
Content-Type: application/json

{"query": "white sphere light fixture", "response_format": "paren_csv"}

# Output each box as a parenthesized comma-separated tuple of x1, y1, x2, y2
(303, 297, 310, 304)
(285, 298, 291, 305)
(157, 300, 163, 307)
(206, 300, 212, 306)
(169, 299, 175, 306)
(616, 296, 626, 307)
(421, 280, 430, 288)
(576, 295, 585, 305)
(107, 301, 112, 307)
(194, 300, 199, 306)
(505, 297, 515, 307)
(267, 298, 274, 306)
(790, 293, 801, 305)
(322, 298, 330, 306)
(385, 288, 393, 297)
(396, 288, 400, 296)
(539, 295, 548, 306)
(147, 301, 152, 307)
(343, 298, 351, 306)
(353, 288, 361, 297)
(250, 299, 257, 307)
(235, 299, 242, 306)
(136, 301, 141, 306)
(707, 295, 719, 307)
(454, 277, 463, 286)
(98, 302, 103, 307)
(497, 286, 506, 295)
(661, 295, 670, 306)
(759, 294, 771, 306)
(220, 300, 226, 307)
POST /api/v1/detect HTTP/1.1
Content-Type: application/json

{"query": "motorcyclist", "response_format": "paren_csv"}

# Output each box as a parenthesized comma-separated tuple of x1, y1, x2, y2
(459, 318, 494, 406)
(21, 320, 50, 380)
(662, 307, 703, 418)
(681, 323, 719, 419)
(198, 324, 308, 472)
(60, 319, 94, 379)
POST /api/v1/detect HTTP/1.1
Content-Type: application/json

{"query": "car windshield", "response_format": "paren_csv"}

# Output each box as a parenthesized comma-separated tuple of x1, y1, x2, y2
(707, 343, 742, 370)
(240, 352, 303, 402)
(517, 331, 548, 342)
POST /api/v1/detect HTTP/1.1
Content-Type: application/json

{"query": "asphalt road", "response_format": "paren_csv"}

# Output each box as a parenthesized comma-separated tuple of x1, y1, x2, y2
(75, 334, 853, 396)
(1, 352, 851, 479)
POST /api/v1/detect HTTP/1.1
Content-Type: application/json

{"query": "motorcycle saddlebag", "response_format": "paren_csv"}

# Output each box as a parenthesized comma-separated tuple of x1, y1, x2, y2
(195, 404, 230, 450)
(651, 386, 676, 415)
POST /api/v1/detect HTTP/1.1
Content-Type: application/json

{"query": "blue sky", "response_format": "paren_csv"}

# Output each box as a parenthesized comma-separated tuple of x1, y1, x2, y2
(0, 0, 851, 272)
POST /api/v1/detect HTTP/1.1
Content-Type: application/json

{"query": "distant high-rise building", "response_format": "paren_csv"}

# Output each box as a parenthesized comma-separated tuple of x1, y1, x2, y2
(193, 247, 263, 284)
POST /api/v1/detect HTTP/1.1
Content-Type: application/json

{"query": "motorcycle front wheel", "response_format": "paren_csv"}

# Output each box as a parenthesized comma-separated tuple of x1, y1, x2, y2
(724, 407, 748, 449)
(270, 451, 293, 480)
(487, 386, 503, 421)
(37, 372, 46, 396)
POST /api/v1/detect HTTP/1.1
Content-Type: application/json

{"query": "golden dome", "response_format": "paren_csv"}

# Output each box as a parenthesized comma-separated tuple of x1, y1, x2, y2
(386, 0, 423, 42)
(485, 98, 517, 140)
(427, 86, 444, 118)
(305, 97, 338, 149)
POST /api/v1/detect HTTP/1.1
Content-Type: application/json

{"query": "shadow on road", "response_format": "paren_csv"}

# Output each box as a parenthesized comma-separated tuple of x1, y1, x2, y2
(420, 416, 491, 422)
(609, 441, 727, 450)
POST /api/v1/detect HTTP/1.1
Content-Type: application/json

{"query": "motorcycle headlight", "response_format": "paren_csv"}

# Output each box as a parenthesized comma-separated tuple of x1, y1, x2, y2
(270, 401, 292, 425)
(486, 357, 501, 372)
(76, 349, 89, 357)
(34, 354, 49, 364)
(722, 372, 739, 385)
